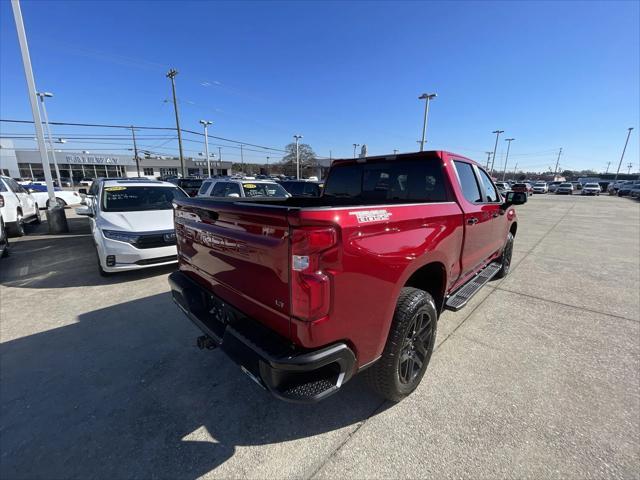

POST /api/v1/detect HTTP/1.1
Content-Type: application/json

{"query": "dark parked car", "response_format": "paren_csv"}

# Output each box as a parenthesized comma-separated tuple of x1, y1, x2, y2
(167, 178, 204, 197)
(618, 181, 640, 197)
(277, 180, 322, 197)
(512, 183, 533, 196)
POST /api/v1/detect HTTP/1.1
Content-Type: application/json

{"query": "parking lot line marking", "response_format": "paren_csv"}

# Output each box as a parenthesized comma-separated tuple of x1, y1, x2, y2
(494, 287, 640, 324)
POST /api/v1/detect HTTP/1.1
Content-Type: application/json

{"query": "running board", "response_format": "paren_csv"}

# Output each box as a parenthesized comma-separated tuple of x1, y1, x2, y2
(445, 262, 501, 311)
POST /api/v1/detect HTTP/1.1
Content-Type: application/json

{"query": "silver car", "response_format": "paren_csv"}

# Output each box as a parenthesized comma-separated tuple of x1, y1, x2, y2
(581, 183, 601, 196)
(556, 183, 574, 195)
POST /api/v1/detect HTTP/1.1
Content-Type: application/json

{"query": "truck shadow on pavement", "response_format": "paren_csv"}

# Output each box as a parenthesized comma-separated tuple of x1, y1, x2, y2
(0, 292, 387, 479)
(0, 218, 177, 288)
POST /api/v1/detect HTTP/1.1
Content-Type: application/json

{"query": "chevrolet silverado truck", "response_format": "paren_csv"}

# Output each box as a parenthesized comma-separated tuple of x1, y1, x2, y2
(169, 151, 527, 403)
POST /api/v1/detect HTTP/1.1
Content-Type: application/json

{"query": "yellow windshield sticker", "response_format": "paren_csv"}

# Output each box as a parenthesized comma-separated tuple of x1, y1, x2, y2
(243, 184, 257, 189)
(105, 186, 127, 191)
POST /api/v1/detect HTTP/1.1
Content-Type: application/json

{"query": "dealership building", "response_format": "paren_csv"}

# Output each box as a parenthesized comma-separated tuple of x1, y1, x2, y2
(0, 140, 232, 180)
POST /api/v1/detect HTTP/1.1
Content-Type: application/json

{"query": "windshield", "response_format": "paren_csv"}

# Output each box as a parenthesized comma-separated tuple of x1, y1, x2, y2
(560, 183, 572, 187)
(101, 185, 187, 212)
(585, 183, 599, 188)
(241, 182, 289, 198)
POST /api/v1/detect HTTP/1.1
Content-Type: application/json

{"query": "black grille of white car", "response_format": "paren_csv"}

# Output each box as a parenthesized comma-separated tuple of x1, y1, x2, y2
(134, 231, 177, 249)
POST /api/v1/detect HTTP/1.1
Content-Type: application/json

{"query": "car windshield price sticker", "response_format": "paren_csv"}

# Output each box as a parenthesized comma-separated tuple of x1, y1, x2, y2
(105, 186, 127, 191)
(243, 184, 257, 189)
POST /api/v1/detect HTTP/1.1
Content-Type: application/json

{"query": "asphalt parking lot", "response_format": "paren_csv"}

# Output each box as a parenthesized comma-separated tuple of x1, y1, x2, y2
(1, 194, 639, 479)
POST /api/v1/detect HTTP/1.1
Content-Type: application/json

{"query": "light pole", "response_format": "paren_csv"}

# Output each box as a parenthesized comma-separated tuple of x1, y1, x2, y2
(605, 161, 611, 174)
(490, 130, 504, 175)
(266, 156, 270, 174)
(130, 126, 140, 177)
(240, 144, 245, 174)
(393, 149, 399, 155)
(418, 93, 437, 151)
(352, 143, 359, 159)
(294, 134, 303, 179)
(485, 151, 492, 170)
(553, 147, 563, 179)
(36, 91, 63, 188)
(614, 127, 634, 181)
(166, 68, 185, 177)
(12, 0, 67, 232)
(502, 138, 515, 181)
(627, 162, 633, 174)
(199, 120, 213, 177)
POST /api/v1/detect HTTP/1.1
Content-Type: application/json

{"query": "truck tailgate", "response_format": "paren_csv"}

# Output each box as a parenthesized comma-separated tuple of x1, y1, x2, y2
(174, 199, 292, 339)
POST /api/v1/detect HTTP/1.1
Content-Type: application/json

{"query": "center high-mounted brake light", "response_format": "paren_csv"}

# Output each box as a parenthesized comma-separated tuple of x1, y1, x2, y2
(0, 195, 4, 208)
(290, 226, 337, 321)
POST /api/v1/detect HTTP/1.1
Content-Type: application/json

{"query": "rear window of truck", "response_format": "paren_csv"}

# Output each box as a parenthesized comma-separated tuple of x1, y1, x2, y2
(323, 160, 448, 203)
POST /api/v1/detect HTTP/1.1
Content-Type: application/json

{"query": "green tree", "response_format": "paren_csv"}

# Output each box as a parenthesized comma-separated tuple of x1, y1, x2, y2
(279, 143, 318, 177)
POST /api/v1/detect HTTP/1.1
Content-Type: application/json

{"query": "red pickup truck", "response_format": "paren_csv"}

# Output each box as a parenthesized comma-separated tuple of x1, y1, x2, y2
(169, 151, 527, 403)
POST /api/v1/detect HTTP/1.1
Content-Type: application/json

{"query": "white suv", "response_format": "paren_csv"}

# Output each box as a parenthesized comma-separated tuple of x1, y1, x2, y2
(76, 178, 187, 276)
(197, 178, 290, 199)
(0, 176, 41, 236)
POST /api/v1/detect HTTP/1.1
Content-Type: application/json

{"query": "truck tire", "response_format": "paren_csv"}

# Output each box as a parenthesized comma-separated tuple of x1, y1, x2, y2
(494, 232, 514, 279)
(364, 287, 438, 402)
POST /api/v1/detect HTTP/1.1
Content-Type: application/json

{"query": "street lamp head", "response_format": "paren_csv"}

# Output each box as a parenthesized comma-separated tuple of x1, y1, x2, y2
(36, 91, 53, 98)
(166, 68, 178, 79)
(506, 138, 515, 141)
(419, 93, 437, 100)
(199, 120, 212, 126)
(294, 134, 303, 140)
(628, 127, 634, 131)
(55, 138, 66, 144)
(492, 130, 504, 134)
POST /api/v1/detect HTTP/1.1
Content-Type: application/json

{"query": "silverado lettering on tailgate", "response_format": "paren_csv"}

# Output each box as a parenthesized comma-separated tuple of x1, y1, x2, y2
(349, 209, 392, 223)
(182, 225, 249, 256)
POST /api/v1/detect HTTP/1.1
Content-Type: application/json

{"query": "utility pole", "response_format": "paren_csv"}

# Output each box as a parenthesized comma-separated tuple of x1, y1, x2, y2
(393, 149, 399, 155)
(502, 138, 515, 181)
(240, 144, 244, 174)
(217, 146, 222, 173)
(485, 151, 492, 170)
(352, 143, 359, 159)
(605, 161, 611, 174)
(36, 92, 62, 188)
(11, 0, 67, 231)
(294, 134, 303, 179)
(199, 120, 212, 177)
(266, 156, 270, 174)
(627, 162, 633, 174)
(130, 126, 140, 177)
(418, 93, 437, 151)
(553, 147, 563, 179)
(513, 162, 518, 178)
(166, 68, 185, 177)
(490, 130, 504, 175)
(614, 127, 634, 181)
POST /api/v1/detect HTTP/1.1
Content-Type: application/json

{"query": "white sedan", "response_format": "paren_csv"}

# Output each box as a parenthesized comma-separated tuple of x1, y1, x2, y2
(76, 178, 187, 276)
(24, 186, 82, 208)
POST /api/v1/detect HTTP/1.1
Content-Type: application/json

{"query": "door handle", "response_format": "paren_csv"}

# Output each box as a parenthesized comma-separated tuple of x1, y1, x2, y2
(467, 217, 478, 225)
(492, 212, 500, 218)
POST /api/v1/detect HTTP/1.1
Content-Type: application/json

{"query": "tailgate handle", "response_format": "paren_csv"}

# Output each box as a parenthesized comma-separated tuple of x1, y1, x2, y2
(467, 217, 478, 225)
(194, 209, 219, 223)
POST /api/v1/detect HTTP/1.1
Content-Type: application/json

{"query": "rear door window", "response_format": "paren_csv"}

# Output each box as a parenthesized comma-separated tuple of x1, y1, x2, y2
(477, 169, 500, 202)
(198, 180, 213, 195)
(211, 182, 228, 196)
(453, 161, 482, 203)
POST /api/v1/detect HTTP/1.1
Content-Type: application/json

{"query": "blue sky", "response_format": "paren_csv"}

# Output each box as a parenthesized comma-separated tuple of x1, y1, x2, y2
(1, 0, 638, 172)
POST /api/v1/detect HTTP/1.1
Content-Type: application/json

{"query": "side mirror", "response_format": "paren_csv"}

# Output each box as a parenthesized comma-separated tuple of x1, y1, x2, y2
(502, 191, 527, 208)
(75, 206, 93, 217)
(227, 193, 240, 198)
(78, 188, 88, 195)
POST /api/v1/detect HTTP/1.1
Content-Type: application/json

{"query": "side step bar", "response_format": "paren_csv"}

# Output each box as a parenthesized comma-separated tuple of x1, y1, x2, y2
(445, 262, 501, 311)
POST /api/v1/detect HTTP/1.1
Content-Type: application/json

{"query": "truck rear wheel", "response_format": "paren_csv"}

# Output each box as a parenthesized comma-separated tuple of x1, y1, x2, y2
(494, 232, 514, 279)
(364, 287, 438, 402)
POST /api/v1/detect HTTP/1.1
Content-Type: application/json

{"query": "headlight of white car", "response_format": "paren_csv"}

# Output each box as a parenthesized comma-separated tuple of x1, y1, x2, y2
(102, 229, 139, 244)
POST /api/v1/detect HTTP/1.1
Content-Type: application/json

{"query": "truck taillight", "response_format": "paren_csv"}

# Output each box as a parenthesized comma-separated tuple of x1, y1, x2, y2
(0, 195, 4, 208)
(291, 227, 336, 321)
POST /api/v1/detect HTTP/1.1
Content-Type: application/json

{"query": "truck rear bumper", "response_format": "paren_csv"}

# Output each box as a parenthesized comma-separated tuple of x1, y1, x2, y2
(169, 270, 356, 403)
